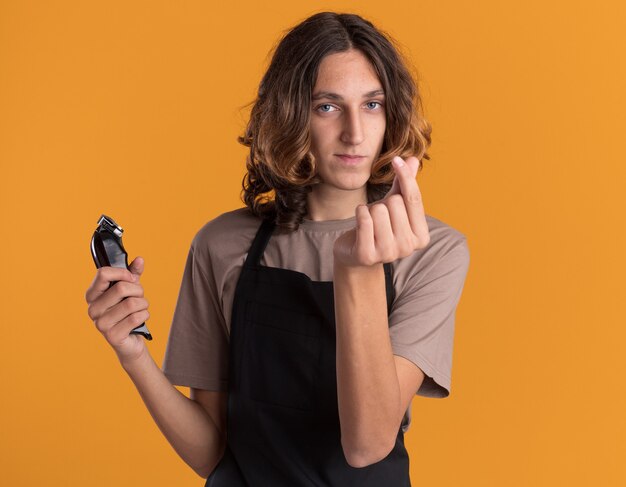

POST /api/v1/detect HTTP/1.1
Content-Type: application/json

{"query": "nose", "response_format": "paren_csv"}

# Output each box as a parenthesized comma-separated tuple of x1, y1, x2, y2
(340, 108, 365, 146)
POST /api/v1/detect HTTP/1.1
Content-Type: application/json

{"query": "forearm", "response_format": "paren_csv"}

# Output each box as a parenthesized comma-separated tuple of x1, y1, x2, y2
(333, 260, 402, 467)
(120, 351, 225, 478)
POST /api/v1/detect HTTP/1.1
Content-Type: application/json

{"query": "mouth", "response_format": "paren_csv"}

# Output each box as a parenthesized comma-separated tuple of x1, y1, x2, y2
(336, 154, 366, 164)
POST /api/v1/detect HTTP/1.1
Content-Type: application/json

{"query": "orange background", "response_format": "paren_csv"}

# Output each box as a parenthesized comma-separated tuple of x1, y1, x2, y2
(1, 1, 625, 485)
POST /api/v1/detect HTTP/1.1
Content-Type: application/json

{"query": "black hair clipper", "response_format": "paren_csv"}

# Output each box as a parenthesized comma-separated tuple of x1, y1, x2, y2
(90, 214, 153, 340)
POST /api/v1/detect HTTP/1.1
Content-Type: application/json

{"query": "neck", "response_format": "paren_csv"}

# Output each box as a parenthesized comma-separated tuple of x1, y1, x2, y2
(305, 185, 367, 221)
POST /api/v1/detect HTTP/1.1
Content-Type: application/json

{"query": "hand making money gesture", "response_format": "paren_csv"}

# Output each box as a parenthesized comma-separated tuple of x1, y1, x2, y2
(333, 155, 430, 267)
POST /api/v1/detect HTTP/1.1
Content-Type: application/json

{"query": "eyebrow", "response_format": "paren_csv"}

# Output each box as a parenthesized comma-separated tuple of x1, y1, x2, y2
(311, 89, 385, 101)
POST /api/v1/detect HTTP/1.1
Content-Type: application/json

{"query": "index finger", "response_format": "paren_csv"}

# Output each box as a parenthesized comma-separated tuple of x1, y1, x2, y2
(85, 266, 136, 304)
(391, 156, 428, 236)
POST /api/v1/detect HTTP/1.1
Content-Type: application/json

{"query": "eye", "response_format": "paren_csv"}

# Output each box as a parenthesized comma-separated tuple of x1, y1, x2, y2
(366, 101, 383, 110)
(316, 104, 337, 113)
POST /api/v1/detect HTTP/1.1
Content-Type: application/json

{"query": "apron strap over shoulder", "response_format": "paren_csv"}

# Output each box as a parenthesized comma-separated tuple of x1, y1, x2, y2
(243, 218, 275, 268)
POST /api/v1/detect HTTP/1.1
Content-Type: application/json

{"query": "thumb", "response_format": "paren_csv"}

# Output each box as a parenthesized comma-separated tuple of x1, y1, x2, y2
(405, 156, 421, 176)
(129, 256, 144, 279)
(386, 156, 420, 196)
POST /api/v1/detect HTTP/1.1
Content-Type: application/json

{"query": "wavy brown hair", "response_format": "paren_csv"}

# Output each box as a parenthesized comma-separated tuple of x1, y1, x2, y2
(238, 11, 432, 232)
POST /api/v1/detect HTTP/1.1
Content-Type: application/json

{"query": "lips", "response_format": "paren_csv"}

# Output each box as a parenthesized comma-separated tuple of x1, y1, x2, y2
(336, 154, 366, 164)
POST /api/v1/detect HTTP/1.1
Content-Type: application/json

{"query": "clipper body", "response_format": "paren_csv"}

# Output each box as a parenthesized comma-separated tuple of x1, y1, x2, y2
(90, 214, 153, 340)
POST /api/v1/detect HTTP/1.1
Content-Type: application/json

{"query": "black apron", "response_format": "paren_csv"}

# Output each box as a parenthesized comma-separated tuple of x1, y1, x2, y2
(205, 218, 411, 486)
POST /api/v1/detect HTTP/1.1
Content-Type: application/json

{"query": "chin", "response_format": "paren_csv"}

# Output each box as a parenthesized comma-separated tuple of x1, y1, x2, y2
(326, 177, 370, 192)
(323, 168, 369, 183)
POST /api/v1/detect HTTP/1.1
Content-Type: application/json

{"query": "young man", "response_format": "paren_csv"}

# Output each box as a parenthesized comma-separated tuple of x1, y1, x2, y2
(85, 12, 470, 486)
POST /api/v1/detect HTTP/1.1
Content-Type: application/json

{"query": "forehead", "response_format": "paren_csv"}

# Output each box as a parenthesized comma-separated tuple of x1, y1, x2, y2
(314, 49, 381, 90)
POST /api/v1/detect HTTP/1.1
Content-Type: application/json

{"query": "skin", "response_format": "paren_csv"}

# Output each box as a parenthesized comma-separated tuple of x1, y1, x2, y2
(83, 47, 431, 477)
(85, 265, 227, 478)
(307, 49, 386, 221)
(308, 48, 430, 466)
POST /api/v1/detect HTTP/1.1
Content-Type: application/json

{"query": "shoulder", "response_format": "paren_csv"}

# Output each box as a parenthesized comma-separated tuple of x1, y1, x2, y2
(185, 208, 263, 275)
(424, 214, 469, 258)
(191, 207, 262, 251)
(393, 214, 469, 287)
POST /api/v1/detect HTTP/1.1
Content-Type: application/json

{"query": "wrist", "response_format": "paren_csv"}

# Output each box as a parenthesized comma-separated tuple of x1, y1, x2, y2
(118, 347, 152, 374)
(333, 258, 384, 286)
(333, 255, 383, 273)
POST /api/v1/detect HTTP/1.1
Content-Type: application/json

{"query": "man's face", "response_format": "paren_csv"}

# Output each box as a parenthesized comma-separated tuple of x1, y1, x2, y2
(309, 49, 386, 193)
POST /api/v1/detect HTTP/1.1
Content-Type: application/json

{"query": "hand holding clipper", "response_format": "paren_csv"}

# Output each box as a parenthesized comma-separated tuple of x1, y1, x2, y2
(90, 215, 153, 340)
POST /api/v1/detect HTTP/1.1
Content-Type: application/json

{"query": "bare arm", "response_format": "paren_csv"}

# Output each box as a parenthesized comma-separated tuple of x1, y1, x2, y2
(85, 259, 226, 478)
(121, 352, 227, 478)
(333, 261, 424, 468)
(332, 156, 428, 468)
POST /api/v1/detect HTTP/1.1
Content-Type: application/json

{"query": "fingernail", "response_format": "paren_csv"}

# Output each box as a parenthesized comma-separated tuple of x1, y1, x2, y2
(392, 156, 405, 168)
